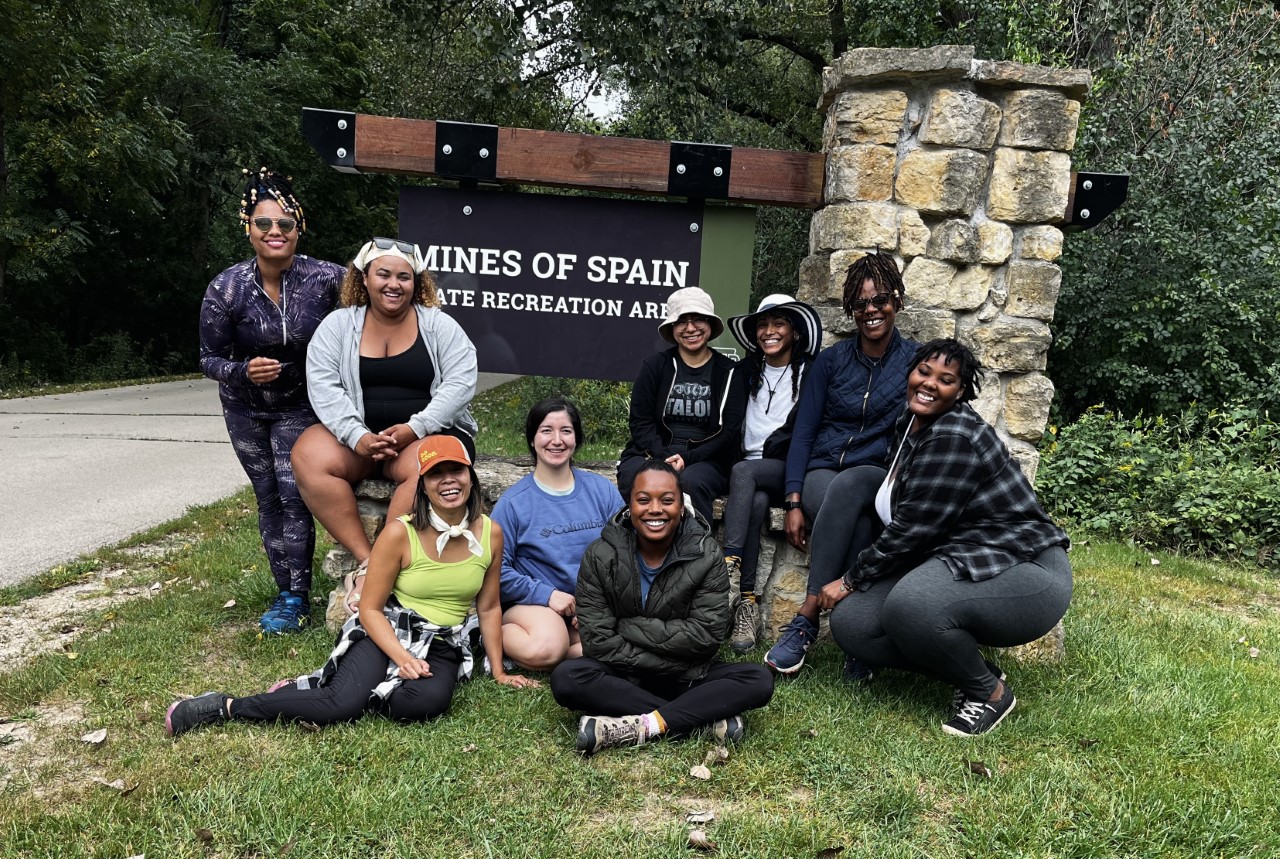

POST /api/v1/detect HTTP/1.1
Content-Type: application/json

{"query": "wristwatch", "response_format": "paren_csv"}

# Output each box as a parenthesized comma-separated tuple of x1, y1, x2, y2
(782, 500, 803, 511)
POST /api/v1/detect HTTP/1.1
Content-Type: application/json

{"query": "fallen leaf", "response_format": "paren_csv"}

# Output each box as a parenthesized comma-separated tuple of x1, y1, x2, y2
(288, 648, 298, 658)
(1239, 636, 1249, 645)
(965, 758, 992, 778)
(689, 764, 712, 780)
(1149, 557, 1160, 566)
(1077, 738, 1099, 749)
(165, 576, 180, 586)
(222, 599, 236, 609)
(1249, 647, 1260, 658)
(807, 728, 818, 737)
(65, 652, 79, 661)
(59, 624, 79, 634)
(703, 746, 729, 766)
(817, 848, 846, 859)
(91, 776, 127, 791)
(298, 721, 321, 733)
(81, 728, 108, 745)
(687, 828, 717, 852)
(150, 582, 162, 591)
(685, 810, 715, 824)
(195, 828, 214, 842)
(462, 743, 477, 753)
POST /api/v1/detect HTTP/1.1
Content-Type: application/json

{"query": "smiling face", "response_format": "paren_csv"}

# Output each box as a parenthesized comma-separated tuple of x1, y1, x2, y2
(629, 468, 683, 553)
(672, 313, 712, 360)
(423, 461, 472, 516)
(364, 254, 415, 318)
(248, 199, 298, 267)
(755, 312, 797, 364)
(852, 278, 898, 354)
(907, 353, 965, 423)
(532, 409, 578, 470)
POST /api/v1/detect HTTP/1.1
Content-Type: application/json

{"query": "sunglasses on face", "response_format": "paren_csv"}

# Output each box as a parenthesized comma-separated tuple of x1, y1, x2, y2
(371, 237, 417, 255)
(850, 293, 895, 314)
(251, 216, 297, 233)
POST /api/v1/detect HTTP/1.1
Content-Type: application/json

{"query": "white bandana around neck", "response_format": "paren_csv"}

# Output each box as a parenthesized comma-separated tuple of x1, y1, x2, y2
(427, 507, 484, 557)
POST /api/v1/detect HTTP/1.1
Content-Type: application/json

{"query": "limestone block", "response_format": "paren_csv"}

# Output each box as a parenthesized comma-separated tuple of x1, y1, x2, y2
(826, 144, 896, 202)
(896, 307, 956, 342)
(359, 510, 386, 543)
(818, 307, 858, 338)
(823, 90, 909, 146)
(927, 219, 979, 264)
(977, 220, 1013, 264)
(1007, 439, 1042, 483)
(810, 203, 899, 253)
(987, 148, 1071, 223)
(354, 479, 395, 502)
(1005, 260, 1062, 322)
(821, 46, 975, 107)
(325, 586, 350, 634)
(1020, 225, 1064, 261)
(1004, 372, 1056, 442)
(899, 210, 930, 257)
(967, 59, 1092, 101)
(903, 257, 958, 306)
(797, 253, 835, 305)
(322, 547, 358, 582)
(999, 89, 1082, 151)
(1002, 620, 1066, 663)
(970, 369, 1003, 427)
(947, 265, 996, 311)
(896, 149, 989, 216)
(919, 87, 1001, 150)
(967, 316, 1052, 372)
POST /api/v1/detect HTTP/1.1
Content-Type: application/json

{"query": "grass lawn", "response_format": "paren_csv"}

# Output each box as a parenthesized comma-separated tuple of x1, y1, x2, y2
(2, 492, 1278, 858)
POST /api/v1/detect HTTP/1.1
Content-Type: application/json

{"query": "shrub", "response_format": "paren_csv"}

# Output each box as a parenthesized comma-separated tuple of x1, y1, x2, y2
(1039, 404, 1280, 568)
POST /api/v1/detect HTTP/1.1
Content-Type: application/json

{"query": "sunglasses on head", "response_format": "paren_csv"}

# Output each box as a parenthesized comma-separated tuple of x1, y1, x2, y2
(371, 237, 417, 256)
(251, 216, 297, 233)
(850, 293, 895, 314)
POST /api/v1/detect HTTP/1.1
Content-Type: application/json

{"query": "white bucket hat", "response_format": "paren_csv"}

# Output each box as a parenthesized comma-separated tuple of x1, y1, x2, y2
(658, 286, 726, 344)
(727, 293, 823, 358)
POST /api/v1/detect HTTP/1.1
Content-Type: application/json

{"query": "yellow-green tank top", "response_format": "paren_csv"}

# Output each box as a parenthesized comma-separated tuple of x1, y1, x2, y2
(392, 514, 491, 626)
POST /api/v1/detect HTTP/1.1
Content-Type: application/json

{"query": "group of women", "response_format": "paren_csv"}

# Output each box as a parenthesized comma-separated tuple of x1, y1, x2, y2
(171, 169, 1071, 750)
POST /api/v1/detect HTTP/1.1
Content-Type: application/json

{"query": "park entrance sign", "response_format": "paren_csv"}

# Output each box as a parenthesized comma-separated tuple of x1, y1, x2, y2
(399, 187, 755, 380)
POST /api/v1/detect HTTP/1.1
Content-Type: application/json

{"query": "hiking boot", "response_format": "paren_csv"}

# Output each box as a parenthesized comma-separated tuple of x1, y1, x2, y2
(764, 614, 818, 674)
(576, 714, 650, 756)
(949, 659, 1007, 716)
(698, 714, 747, 745)
(260, 591, 309, 634)
(730, 598, 761, 653)
(842, 654, 875, 685)
(482, 655, 517, 675)
(942, 685, 1017, 737)
(165, 692, 229, 737)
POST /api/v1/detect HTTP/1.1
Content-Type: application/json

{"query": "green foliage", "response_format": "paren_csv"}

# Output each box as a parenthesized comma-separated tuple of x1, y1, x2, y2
(471, 376, 631, 461)
(1039, 403, 1280, 567)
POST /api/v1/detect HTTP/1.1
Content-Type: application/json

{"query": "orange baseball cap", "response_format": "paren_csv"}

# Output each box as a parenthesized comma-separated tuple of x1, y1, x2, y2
(417, 434, 473, 475)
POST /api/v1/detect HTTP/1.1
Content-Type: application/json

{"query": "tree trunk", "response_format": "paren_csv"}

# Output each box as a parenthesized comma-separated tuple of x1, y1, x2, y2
(0, 94, 9, 307)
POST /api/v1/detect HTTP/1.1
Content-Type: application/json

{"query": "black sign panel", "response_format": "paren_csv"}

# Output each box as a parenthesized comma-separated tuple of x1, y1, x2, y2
(399, 186, 705, 380)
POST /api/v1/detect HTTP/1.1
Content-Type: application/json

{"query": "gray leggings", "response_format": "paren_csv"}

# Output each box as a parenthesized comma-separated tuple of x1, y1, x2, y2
(829, 545, 1072, 698)
(803, 465, 886, 596)
(722, 458, 786, 592)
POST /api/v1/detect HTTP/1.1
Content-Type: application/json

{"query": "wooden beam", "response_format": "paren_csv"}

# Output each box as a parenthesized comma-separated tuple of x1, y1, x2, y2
(302, 108, 825, 208)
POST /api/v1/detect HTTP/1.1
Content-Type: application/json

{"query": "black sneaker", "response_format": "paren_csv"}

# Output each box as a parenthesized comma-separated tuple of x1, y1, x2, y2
(842, 655, 875, 685)
(942, 686, 1017, 737)
(698, 714, 746, 745)
(949, 659, 1006, 715)
(165, 692, 229, 737)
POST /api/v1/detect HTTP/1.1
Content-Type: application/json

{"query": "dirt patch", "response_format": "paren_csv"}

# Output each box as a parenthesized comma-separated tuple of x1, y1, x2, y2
(0, 700, 92, 795)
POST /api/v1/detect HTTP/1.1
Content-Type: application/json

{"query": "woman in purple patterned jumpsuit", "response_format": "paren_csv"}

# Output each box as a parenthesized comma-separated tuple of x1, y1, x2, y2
(199, 169, 343, 633)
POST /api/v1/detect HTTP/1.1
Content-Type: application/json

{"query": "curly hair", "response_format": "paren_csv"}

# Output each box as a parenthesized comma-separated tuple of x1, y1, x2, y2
(840, 251, 905, 317)
(339, 263, 440, 309)
(911, 338, 983, 402)
(239, 167, 306, 235)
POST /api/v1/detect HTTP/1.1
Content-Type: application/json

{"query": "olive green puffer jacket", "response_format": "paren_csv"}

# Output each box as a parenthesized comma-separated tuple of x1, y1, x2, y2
(576, 506, 730, 682)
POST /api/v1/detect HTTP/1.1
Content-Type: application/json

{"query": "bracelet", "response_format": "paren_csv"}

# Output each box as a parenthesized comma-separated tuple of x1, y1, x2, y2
(782, 500, 803, 511)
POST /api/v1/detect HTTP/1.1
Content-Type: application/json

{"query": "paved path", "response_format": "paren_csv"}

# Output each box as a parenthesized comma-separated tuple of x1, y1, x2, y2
(0, 374, 516, 587)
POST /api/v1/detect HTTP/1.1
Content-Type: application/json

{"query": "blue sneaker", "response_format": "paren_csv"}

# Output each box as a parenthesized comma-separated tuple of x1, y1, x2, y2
(764, 614, 818, 675)
(260, 591, 309, 634)
(842, 654, 875, 685)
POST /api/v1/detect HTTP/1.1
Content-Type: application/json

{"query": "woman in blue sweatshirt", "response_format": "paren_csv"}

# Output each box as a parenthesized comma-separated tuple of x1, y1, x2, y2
(491, 397, 621, 671)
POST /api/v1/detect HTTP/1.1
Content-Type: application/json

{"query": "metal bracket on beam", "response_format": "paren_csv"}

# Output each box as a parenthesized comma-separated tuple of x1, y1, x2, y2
(669, 142, 732, 200)
(435, 120, 499, 182)
(301, 108, 358, 173)
(1064, 171, 1129, 231)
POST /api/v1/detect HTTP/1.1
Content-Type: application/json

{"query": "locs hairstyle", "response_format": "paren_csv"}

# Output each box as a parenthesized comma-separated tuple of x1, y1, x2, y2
(239, 167, 306, 235)
(840, 251, 905, 318)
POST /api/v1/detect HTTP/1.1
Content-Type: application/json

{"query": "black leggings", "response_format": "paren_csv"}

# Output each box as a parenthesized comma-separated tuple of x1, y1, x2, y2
(229, 637, 461, 725)
(550, 658, 774, 735)
(829, 546, 1072, 698)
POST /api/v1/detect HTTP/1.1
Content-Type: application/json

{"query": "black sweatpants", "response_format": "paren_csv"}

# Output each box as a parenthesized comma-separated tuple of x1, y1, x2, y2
(229, 637, 462, 725)
(550, 657, 775, 735)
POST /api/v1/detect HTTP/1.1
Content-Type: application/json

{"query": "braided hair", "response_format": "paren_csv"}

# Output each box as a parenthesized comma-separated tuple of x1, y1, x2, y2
(840, 251, 904, 317)
(745, 309, 806, 405)
(239, 167, 306, 236)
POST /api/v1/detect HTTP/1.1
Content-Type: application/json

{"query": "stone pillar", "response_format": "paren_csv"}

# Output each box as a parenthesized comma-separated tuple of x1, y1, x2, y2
(799, 45, 1090, 478)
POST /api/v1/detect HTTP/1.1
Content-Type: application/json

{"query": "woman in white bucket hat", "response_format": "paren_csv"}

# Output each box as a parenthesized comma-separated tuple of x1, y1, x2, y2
(616, 286, 746, 524)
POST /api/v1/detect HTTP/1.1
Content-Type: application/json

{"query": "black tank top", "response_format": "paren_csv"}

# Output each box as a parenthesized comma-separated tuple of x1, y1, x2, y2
(359, 331, 436, 429)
